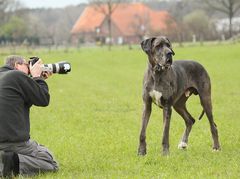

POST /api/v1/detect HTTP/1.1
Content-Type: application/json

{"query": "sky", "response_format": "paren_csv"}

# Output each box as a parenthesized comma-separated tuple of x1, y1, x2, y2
(17, 0, 88, 9)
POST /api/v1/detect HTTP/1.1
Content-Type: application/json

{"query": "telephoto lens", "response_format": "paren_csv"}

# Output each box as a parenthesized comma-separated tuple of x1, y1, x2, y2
(29, 57, 71, 74)
(42, 61, 71, 74)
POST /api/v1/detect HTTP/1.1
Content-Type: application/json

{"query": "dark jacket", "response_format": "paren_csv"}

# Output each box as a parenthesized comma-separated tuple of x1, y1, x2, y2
(0, 65, 50, 142)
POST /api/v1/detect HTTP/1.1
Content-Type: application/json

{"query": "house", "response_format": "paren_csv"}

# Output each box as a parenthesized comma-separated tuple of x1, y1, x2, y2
(215, 17, 240, 32)
(71, 2, 175, 45)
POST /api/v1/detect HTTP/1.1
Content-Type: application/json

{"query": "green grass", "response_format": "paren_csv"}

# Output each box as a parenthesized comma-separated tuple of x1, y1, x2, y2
(1, 43, 240, 178)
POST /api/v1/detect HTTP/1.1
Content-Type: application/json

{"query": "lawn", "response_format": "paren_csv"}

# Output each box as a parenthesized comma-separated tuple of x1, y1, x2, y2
(1, 42, 240, 178)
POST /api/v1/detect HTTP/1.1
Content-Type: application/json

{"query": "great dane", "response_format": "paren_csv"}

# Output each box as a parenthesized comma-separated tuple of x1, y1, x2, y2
(138, 36, 220, 155)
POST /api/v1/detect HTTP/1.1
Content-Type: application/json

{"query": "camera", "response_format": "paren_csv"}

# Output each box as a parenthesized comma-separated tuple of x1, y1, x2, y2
(29, 57, 71, 74)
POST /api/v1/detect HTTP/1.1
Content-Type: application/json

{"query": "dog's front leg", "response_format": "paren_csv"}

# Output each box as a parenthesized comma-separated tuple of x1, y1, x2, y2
(138, 99, 152, 156)
(162, 105, 172, 155)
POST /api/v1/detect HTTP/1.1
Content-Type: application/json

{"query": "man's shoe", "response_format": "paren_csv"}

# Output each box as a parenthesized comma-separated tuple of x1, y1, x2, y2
(0, 151, 19, 177)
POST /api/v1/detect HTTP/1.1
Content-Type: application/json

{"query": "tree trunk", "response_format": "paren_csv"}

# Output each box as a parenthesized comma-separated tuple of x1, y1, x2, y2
(229, 8, 233, 38)
(107, 15, 112, 51)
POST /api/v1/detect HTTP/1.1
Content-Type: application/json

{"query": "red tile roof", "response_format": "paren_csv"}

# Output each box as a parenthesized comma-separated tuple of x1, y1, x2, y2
(71, 5, 105, 33)
(71, 3, 173, 36)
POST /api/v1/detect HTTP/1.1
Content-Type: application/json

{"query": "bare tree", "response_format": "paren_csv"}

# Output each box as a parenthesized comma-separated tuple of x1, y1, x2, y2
(0, 0, 14, 25)
(203, 0, 240, 38)
(183, 10, 216, 43)
(0, 0, 26, 45)
(169, 0, 189, 46)
(89, 0, 127, 50)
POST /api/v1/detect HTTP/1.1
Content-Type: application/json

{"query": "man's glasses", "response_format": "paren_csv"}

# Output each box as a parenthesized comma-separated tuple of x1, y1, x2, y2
(18, 61, 29, 66)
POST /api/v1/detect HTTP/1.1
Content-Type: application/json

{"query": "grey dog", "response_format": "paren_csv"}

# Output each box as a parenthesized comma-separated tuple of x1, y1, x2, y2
(138, 36, 220, 155)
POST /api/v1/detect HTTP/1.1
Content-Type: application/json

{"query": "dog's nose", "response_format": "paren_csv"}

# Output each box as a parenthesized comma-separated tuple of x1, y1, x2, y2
(166, 51, 173, 59)
(166, 52, 173, 64)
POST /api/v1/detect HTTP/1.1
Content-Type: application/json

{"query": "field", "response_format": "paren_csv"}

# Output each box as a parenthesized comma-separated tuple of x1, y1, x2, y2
(1, 42, 240, 178)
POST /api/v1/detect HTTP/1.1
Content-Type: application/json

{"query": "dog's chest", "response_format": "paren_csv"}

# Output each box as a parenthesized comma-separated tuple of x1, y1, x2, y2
(149, 90, 163, 107)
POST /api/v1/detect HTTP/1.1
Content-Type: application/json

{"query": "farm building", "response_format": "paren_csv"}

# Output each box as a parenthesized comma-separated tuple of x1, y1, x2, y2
(71, 2, 175, 45)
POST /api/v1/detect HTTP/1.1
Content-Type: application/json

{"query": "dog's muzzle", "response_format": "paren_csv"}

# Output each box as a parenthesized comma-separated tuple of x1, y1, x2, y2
(166, 52, 173, 64)
(153, 51, 173, 71)
(162, 52, 173, 69)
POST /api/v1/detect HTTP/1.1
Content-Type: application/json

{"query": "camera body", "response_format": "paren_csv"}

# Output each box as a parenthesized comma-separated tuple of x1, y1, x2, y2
(29, 57, 71, 74)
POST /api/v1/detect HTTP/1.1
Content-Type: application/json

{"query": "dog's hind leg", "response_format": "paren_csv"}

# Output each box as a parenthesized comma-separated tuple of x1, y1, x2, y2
(138, 99, 152, 156)
(199, 95, 221, 151)
(173, 95, 195, 150)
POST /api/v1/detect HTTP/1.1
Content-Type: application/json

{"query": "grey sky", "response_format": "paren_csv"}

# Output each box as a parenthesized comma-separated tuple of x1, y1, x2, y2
(17, 0, 88, 8)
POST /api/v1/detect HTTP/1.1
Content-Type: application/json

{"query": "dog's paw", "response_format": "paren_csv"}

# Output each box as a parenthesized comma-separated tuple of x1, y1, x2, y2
(212, 145, 221, 152)
(138, 149, 147, 156)
(162, 149, 170, 156)
(212, 147, 221, 152)
(178, 141, 188, 149)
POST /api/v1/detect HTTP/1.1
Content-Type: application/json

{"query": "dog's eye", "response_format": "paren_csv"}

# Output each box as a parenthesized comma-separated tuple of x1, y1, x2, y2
(156, 43, 163, 49)
(155, 45, 163, 52)
(156, 47, 162, 54)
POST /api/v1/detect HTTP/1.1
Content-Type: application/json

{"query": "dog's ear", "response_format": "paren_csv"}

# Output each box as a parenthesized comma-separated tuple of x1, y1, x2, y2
(141, 37, 156, 55)
(166, 37, 175, 56)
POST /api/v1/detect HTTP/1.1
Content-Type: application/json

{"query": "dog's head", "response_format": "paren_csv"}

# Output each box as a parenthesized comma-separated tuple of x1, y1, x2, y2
(141, 36, 175, 70)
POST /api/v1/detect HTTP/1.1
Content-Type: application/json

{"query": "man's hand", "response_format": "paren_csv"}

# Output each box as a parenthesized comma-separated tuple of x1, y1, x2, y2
(42, 71, 52, 79)
(29, 59, 43, 78)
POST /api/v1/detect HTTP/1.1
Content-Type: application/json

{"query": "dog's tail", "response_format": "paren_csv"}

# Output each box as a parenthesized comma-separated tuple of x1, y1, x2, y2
(199, 110, 205, 120)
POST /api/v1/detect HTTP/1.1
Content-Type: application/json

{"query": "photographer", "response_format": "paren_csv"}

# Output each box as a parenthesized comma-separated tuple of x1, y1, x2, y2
(0, 55, 58, 177)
